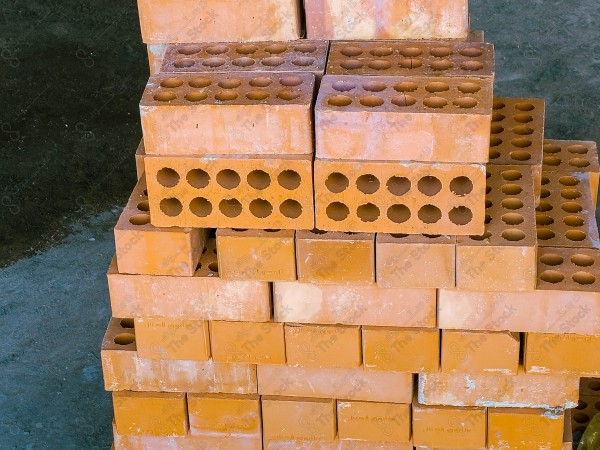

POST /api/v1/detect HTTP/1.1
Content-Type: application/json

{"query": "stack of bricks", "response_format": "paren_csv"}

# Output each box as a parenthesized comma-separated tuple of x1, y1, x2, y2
(103, 0, 599, 448)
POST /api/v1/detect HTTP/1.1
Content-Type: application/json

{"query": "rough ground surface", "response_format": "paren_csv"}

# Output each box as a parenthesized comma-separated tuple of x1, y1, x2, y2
(0, 0, 598, 448)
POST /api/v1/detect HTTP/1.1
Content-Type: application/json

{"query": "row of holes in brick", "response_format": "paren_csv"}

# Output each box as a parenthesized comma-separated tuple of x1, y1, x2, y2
(336, 58, 484, 72)
(174, 56, 317, 69)
(338, 45, 485, 59)
(543, 143, 594, 169)
(177, 42, 320, 56)
(539, 252, 596, 286)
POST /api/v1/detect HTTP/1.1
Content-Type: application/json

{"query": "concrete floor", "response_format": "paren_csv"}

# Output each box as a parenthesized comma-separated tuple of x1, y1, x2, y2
(0, 0, 599, 448)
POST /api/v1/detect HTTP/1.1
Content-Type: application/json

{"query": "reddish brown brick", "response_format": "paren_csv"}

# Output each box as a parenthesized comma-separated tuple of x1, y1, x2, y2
(537, 247, 600, 292)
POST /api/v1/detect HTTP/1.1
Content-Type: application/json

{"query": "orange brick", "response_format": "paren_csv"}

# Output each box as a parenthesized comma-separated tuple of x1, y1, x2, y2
(264, 441, 413, 449)
(488, 408, 564, 450)
(147, 43, 168, 75)
(144, 154, 314, 229)
(376, 233, 456, 288)
(418, 367, 579, 409)
(296, 230, 375, 284)
(210, 321, 285, 365)
(216, 228, 296, 281)
(273, 281, 437, 327)
(337, 400, 411, 443)
(141, 72, 314, 156)
(137, 0, 301, 44)
(134, 140, 145, 179)
(525, 333, 600, 376)
(441, 330, 519, 374)
(285, 323, 362, 368)
(134, 318, 210, 361)
(258, 364, 413, 403)
(262, 396, 337, 441)
(537, 247, 600, 292)
(187, 393, 261, 437)
(316, 75, 492, 163)
(113, 391, 188, 436)
(314, 159, 486, 235)
(305, 0, 469, 40)
(412, 399, 487, 449)
(362, 327, 439, 372)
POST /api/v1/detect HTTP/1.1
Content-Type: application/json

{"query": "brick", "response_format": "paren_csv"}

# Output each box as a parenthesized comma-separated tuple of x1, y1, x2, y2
(327, 41, 494, 78)
(135, 140, 145, 179)
(161, 41, 328, 81)
(537, 247, 600, 292)
(376, 233, 456, 288)
(418, 367, 579, 409)
(337, 401, 411, 443)
(441, 330, 519, 374)
(412, 399, 487, 449)
(107, 254, 271, 322)
(134, 318, 210, 361)
(362, 327, 439, 372)
(580, 377, 600, 396)
(316, 75, 492, 163)
(456, 165, 537, 291)
(469, 30, 486, 42)
(572, 395, 600, 436)
(257, 364, 413, 403)
(262, 396, 337, 441)
(210, 321, 285, 365)
(114, 177, 207, 276)
(438, 288, 600, 335)
(101, 318, 257, 394)
(112, 391, 188, 436)
(314, 158, 486, 234)
(296, 230, 375, 284)
(563, 409, 573, 450)
(273, 281, 437, 327)
(187, 393, 261, 437)
(147, 43, 168, 75)
(264, 441, 414, 449)
(141, 72, 314, 156)
(524, 333, 600, 376)
(137, 0, 301, 44)
(216, 228, 296, 281)
(488, 408, 564, 450)
(305, 0, 469, 40)
(144, 154, 314, 229)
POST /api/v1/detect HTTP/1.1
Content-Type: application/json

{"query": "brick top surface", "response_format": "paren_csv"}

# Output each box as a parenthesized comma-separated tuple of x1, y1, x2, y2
(537, 246, 600, 292)
(543, 139, 599, 174)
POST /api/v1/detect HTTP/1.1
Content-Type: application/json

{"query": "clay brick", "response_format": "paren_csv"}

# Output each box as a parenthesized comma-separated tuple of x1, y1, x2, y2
(296, 230, 375, 284)
(216, 228, 296, 281)
(314, 158, 486, 234)
(305, 0, 469, 40)
(134, 318, 210, 361)
(337, 401, 411, 443)
(135, 140, 145, 179)
(362, 327, 440, 372)
(147, 43, 168, 75)
(112, 391, 188, 436)
(210, 321, 285, 365)
(376, 233, 456, 288)
(141, 72, 314, 156)
(418, 367, 579, 409)
(456, 165, 537, 291)
(469, 30, 486, 42)
(580, 377, 600, 396)
(137, 0, 301, 44)
(187, 393, 261, 437)
(257, 364, 413, 403)
(316, 75, 492, 163)
(537, 247, 600, 292)
(441, 330, 519, 374)
(262, 396, 337, 441)
(144, 154, 314, 229)
(438, 288, 600, 335)
(114, 177, 207, 276)
(327, 41, 494, 78)
(524, 333, 600, 376)
(264, 441, 414, 450)
(488, 408, 564, 450)
(273, 281, 437, 327)
(101, 318, 257, 394)
(285, 323, 362, 368)
(161, 41, 328, 81)
(412, 399, 487, 449)
(563, 409, 573, 450)
(572, 395, 600, 436)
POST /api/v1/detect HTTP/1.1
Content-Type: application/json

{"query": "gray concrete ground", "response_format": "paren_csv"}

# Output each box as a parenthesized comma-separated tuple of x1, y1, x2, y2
(0, 0, 599, 448)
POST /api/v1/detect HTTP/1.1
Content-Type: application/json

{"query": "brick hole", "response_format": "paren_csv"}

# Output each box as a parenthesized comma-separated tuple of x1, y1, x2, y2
(567, 144, 589, 154)
(249, 77, 272, 88)
(218, 79, 241, 89)
(449, 206, 473, 225)
(265, 229, 280, 232)
(485, 199, 493, 209)
(246, 90, 270, 101)
(201, 246, 209, 252)
(205, 45, 229, 55)
(489, 149, 500, 159)
(391, 94, 417, 107)
(490, 137, 503, 147)
(577, 400, 587, 409)
(247, 170, 271, 190)
(328, 95, 352, 107)
(262, 57, 285, 67)
(160, 198, 183, 217)
(459, 47, 484, 57)
(137, 200, 149, 212)
(280, 76, 303, 87)
(502, 198, 524, 210)
(187, 169, 210, 188)
(536, 201, 553, 212)
(493, 100, 506, 110)
(571, 254, 594, 267)
(185, 91, 208, 102)
(399, 58, 422, 69)
(502, 184, 523, 195)
(208, 262, 219, 273)
(502, 228, 526, 241)
(430, 60, 453, 71)
(189, 197, 212, 217)
(143, 189, 148, 196)
(562, 201, 583, 213)
(417, 176, 442, 196)
(129, 213, 150, 226)
(486, 186, 492, 194)
(340, 59, 363, 70)
(570, 157, 591, 168)
(424, 234, 442, 238)
(178, 44, 202, 55)
(514, 102, 535, 111)
(394, 81, 418, 92)
(573, 271, 596, 285)
(340, 46, 362, 57)
(391, 233, 409, 238)
(357, 203, 380, 222)
(293, 57, 315, 67)
(114, 333, 135, 346)
(492, 112, 505, 122)
(215, 91, 238, 101)
(537, 228, 556, 240)
(400, 47, 422, 57)
(540, 270, 565, 284)
(566, 230, 587, 242)
(511, 137, 532, 148)
(512, 125, 534, 135)
(461, 61, 484, 71)
(386, 176, 411, 196)
(510, 151, 531, 161)
(219, 199, 242, 217)
(153, 91, 177, 102)
(370, 47, 393, 57)
(120, 318, 134, 329)
(454, 97, 478, 108)
(173, 58, 194, 68)
(360, 96, 384, 107)
(157, 167, 180, 187)
(564, 215, 585, 227)
(469, 231, 492, 241)
(450, 176, 473, 196)
(561, 188, 582, 200)
(325, 172, 349, 193)
(457, 82, 482, 94)
(232, 57, 255, 67)
(216, 169, 241, 189)
(280, 199, 302, 219)
(590, 381, 600, 390)
(543, 143, 562, 153)
(423, 97, 448, 108)
(540, 253, 564, 266)
(363, 81, 387, 92)
(387, 204, 411, 223)
(559, 176, 580, 187)
(503, 213, 525, 225)
(310, 229, 327, 235)
(332, 81, 356, 92)
(356, 174, 380, 194)
(430, 47, 453, 57)
(294, 43, 317, 54)
(501, 170, 523, 181)
(574, 413, 591, 424)
(513, 113, 534, 123)
(418, 205, 442, 223)
(265, 43, 288, 54)
(235, 44, 258, 55)
(160, 78, 183, 88)
(540, 189, 551, 198)
(326, 202, 350, 221)
(189, 77, 212, 88)
(541, 176, 550, 185)
(203, 57, 226, 67)
(278, 170, 301, 190)
(425, 82, 450, 93)
(543, 156, 562, 166)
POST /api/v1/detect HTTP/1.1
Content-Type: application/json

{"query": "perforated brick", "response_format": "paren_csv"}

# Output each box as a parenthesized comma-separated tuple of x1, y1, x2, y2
(147, 43, 168, 75)
(580, 377, 600, 397)
(572, 395, 600, 437)
(456, 165, 537, 291)
(144, 154, 314, 229)
(316, 75, 492, 163)
(314, 159, 485, 234)
(537, 247, 600, 292)
(327, 41, 494, 78)
(141, 72, 315, 156)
